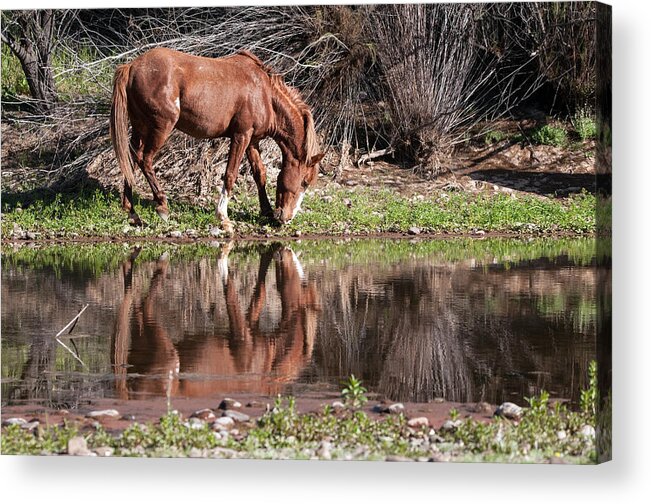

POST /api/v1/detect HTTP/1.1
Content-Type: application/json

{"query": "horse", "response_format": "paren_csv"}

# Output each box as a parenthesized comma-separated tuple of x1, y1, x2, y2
(110, 47, 324, 233)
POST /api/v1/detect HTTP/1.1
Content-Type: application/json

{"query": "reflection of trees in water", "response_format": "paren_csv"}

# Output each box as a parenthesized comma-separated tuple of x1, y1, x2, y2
(314, 261, 598, 404)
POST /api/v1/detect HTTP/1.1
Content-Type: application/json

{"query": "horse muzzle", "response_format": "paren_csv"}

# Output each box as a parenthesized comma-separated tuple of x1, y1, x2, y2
(274, 208, 290, 225)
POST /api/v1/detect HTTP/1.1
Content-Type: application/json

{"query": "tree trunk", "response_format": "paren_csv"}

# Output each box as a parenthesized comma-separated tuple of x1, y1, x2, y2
(1, 10, 58, 113)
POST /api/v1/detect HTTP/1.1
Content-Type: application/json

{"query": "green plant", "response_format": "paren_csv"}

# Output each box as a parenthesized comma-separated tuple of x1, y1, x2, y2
(580, 360, 598, 419)
(530, 124, 568, 147)
(341, 374, 368, 409)
(484, 129, 507, 145)
(573, 110, 597, 141)
(449, 408, 460, 421)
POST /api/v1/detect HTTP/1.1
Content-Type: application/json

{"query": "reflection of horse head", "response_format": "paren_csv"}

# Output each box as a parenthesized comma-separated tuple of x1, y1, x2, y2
(178, 243, 320, 397)
(112, 249, 180, 399)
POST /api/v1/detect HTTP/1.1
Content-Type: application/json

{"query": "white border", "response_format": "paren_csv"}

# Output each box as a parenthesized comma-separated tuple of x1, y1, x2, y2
(2, 1, 651, 502)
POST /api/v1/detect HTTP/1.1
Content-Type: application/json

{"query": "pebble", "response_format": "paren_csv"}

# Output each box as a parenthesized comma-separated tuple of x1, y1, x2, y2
(191, 408, 216, 421)
(494, 402, 523, 420)
(67, 436, 93, 456)
(557, 430, 568, 440)
(87, 409, 120, 419)
(331, 401, 346, 412)
(429, 452, 451, 462)
(219, 398, 242, 410)
(21, 421, 40, 431)
(187, 418, 206, 430)
(387, 403, 405, 414)
(441, 419, 462, 432)
(343, 198, 353, 208)
(26, 231, 38, 240)
(471, 402, 493, 414)
(322, 195, 334, 203)
(293, 230, 302, 238)
(223, 410, 250, 423)
(580, 425, 596, 439)
(188, 448, 205, 458)
(407, 417, 429, 428)
(408, 226, 421, 235)
(209, 227, 223, 238)
(121, 414, 136, 421)
(385, 455, 412, 462)
(316, 441, 332, 460)
(211, 447, 238, 458)
(2, 417, 27, 427)
(185, 228, 198, 238)
(93, 446, 114, 457)
(212, 417, 235, 429)
(169, 230, 183, 239)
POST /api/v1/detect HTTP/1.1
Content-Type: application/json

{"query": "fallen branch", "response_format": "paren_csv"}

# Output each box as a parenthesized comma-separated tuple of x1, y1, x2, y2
(54, 304, 89, 367)
(356, 147, 395, 167)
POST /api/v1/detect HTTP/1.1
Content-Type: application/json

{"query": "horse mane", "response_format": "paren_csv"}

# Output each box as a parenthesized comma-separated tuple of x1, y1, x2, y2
(237, 49, 319, 162)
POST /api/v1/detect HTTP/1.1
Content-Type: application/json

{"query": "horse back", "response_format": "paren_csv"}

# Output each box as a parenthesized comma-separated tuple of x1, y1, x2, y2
(126, 47, 275, 139)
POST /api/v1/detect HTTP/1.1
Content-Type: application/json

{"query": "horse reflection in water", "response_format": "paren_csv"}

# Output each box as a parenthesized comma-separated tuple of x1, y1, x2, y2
(111, 244, 320, 399)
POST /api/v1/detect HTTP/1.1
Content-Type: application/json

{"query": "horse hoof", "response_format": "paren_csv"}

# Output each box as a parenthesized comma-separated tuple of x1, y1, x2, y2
(128, 214, 144, 227)
(157, 209, 170, 222)
(222, 221, 234, 235)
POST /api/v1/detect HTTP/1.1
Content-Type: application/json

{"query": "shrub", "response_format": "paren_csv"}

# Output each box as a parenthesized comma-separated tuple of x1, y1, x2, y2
(531, 124, 568, 147)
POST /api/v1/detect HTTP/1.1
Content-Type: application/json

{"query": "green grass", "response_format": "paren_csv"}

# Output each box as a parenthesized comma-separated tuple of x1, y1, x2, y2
(530, 124, 568, 147)
(573, 110, 597, 141)
(2, 187, 598, 240)
(1, 364, 602, 462)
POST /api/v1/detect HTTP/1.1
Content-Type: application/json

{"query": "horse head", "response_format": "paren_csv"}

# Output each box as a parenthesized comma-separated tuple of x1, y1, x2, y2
(274, 152, 324, 224)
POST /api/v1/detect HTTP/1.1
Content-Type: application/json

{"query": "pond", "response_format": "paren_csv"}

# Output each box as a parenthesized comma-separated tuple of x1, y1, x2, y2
(1, 237, 608, 411)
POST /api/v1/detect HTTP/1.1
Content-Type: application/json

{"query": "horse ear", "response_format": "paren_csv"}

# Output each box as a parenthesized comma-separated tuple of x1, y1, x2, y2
(308, 153, 325, 167)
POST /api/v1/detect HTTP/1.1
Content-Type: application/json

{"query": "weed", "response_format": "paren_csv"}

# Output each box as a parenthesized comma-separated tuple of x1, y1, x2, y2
(484, 129, 507, 145)
(530, 124, 568, 147)
(580, 360, 598, 419)
(573, 109, 597, 141)
(341, 374, 368, 409)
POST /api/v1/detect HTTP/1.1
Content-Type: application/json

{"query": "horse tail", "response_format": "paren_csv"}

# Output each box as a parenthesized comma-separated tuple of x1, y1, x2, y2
(110, 64, 136, 188)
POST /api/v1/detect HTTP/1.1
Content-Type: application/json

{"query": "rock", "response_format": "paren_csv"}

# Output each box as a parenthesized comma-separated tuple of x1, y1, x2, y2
(470, 402, 493, 414)
(494, 402, 523, 420)
(223, 410, 250, 423)
(87, 409, 120, 419)
(2, 417, 27, 427)
(407, 417, 429, 428)
(429, 452, 451, 462)
(122, 226, 131, 235)
(441, 419, 462, 432)
(211, 447, 238, 458)
(473, 229, 486, 236)
(212, 417, 235, 429)
(169, 230, 183, 239)
(316, 441, 332, 460)
(188, 447, 205, 458)
(191, 408, 216, 421)
(387, 403, 405, 414)
(322, 195, 334, 203)
(26, 232, 38, 240)
(67, 436, 93, 456)
(219, 398, 242, 410)
(345, 180, 356, 187)
(408, 226, 421, 235)
(20, 421, 40, 431)
(386, 455, 412, 462)
(185, 228, 198, 238)
(209, 227, 223, 238)
(93, 446, 114, 457)
(342, 198, 353, 207)
(186, 418, 206, 430)
(557, 430, 567, 440)
(121, 414, 136, 421)
(580, 425, 596, 439)
(331, 401, 346, 412)
(293, 230, 302, 238)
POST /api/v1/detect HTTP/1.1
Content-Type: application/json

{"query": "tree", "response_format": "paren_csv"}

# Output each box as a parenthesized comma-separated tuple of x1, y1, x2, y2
(1, 10, 59, 112)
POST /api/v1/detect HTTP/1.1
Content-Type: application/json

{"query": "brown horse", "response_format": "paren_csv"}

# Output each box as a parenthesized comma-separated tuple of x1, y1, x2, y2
(110, 47, 324, 232)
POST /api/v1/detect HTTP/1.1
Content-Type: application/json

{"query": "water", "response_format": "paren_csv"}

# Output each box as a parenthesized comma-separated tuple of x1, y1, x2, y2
(1, 238, 607, 409)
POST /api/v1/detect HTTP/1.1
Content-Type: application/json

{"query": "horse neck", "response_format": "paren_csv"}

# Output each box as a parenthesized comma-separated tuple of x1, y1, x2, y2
(270, 93, 306, 162)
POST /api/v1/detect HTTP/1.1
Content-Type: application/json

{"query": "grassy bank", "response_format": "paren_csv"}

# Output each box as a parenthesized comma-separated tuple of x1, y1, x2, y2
(2, 187, 599, 240)
(2, 368, 601, 463)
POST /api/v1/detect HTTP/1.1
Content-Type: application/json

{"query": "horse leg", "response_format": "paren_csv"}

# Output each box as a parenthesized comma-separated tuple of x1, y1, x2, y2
(246, 141, 273, 218)
(124, 133, 144, 226)
(141, 127, 173, 221)
(218, 130, 253, 234)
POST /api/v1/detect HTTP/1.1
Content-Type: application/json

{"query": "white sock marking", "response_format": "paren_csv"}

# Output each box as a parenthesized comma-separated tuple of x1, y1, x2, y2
(174, 97, 180, 110)
(217, 187, 229, 220)
(290, 249, 305, 281)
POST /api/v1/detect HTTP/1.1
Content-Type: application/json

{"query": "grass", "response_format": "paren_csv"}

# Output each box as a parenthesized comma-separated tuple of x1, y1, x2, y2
(573, 110, 598, 141)
(530, 124, 568, 147)
(1, 186, 598, 240)
(1, 366, 602, 463)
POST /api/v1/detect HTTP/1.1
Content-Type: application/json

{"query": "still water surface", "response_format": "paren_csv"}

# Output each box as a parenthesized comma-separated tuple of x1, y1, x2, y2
(1, 238, 606, 408)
